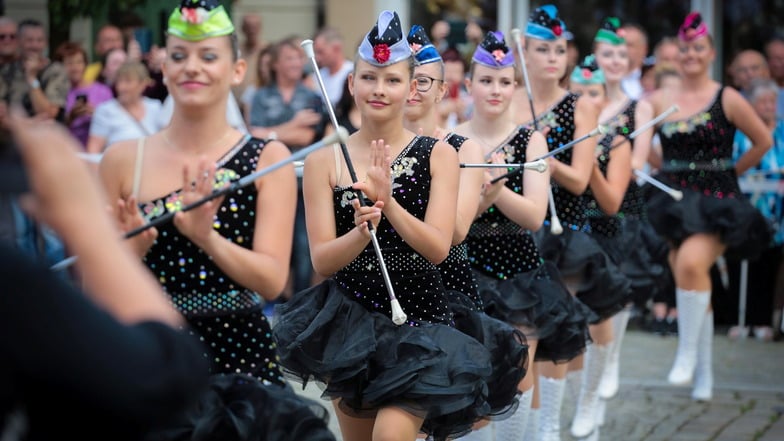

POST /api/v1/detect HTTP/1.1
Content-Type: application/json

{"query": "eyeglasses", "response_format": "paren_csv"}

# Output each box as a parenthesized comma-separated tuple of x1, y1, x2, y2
(414, 75, 444, 92)
(0, 34, 16, 41)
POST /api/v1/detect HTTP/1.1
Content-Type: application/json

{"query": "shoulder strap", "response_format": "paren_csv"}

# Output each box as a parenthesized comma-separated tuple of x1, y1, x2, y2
(333, 143, 342, 185)
(132, 137, 146, 199)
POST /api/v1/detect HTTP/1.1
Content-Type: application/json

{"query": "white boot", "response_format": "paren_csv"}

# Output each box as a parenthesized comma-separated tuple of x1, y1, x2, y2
(595, 399, 606, 427)
(691, 311, 713, 401)
(667, 289, 710, 385)
(566, 369, 582, 401)
(598, 309, 630, 399)
(537, 376, 565, 441)
(522, 408, 539, 441)
(494, 387, 533, 441)
(570, 344, 609, 438)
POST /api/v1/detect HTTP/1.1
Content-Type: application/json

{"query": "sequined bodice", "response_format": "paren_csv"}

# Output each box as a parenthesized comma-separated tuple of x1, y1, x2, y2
(439, 132, 481, 309)
(586, 100, 638, 236)
(333, 136, 453, 325)
(657, 87, 741, 197)
(533, 93, 587, 227)
(467, 127, 544, 279)
(141, 136, 264, 317)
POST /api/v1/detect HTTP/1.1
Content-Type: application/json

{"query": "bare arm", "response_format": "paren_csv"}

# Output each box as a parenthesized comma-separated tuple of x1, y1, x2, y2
(630, 99, 654, 171)
(589, 137, 632, 215)
(549, 96, 599, 195)
(493, 130, 551, 231)
(723, 87, 773, 174)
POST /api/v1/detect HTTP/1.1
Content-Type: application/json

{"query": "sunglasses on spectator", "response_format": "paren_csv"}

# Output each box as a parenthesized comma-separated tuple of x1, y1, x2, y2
(0, 34, 16, 40)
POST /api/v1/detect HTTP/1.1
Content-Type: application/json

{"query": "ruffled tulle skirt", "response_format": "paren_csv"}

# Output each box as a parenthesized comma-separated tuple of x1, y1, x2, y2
(272, 280, 493, 440)
(473, 263, 595, 364)
(143, 373, 336, 441)
(534, 228, 632, 323)
(645, 175, 773, 260)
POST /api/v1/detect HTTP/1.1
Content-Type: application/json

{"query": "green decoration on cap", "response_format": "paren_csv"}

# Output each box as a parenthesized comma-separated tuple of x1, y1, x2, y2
(594, 17, 625, 46)
(167, 0, 234, 41)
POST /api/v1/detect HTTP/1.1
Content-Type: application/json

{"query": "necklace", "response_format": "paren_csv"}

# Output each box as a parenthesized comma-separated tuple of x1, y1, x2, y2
(162, 128, 235, 155)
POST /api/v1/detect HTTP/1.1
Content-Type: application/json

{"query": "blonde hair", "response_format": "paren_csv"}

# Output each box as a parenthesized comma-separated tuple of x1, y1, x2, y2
(654, 63, 680, 89)
(116, 60, 151, 83)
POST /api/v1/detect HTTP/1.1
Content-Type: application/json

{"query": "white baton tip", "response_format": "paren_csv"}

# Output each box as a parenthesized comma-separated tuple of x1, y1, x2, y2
(391, 299, 407, 325)
(300, 39, 315, 58)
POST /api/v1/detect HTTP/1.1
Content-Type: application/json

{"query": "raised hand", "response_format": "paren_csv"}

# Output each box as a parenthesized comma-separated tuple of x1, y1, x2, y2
(352, 139, 392, 205)
(481, 151, 508, 204)
(351, 198, 383, 237)
(172, 158, 224, 246)
(113, 196, 158, 257)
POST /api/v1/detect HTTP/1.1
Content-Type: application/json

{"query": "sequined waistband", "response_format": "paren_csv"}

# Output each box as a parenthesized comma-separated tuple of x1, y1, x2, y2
(443, 243, 469, 265)
(170, 290, 263, 318)
(469, 220, 525, 238)
(342, 249, 437, 273)
(661, 158, 734, 172)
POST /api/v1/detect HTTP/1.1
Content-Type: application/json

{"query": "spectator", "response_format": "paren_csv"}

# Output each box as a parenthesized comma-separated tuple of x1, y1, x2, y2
(438, 47, 472, 129)
(83, 24, 124, 84)
(728, 50, 770, 98)
(234, 13, 266, 100)
(763, 35, 784, 117)
(620, 23, 648, 99)
(312, 26, 353, 104)
(653, 36, 680, 69)
(54, 42, 113, 147)
(97, 47, 128, 92)
(249, 37, 324, 149)
(1, 111, 209, 441)
(731, 78, 784, 341)
(241, 44, 273, 125)
(87, 60, 161, 154)
(16, 19, 69, 121)
(430, 19, 450, 53)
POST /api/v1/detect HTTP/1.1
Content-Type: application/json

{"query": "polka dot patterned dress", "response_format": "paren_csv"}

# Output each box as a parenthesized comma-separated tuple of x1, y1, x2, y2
(648, 86, 772, 259)
(332, 136, 454, 326)
(465, 126, 593, 362)
(438, 132, 483, 310)
(141, 136, 284, 387)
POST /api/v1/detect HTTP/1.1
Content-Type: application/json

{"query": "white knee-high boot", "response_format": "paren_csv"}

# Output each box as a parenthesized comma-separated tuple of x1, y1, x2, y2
(570, 344, 609, 438)
(522, 408, 539, 441)
(599, 308, 630, 399)
(691, 311, 714, 401)
(668, 289, 710, 385)
(494, 388, 533, 441)
(537, 376, 565, 441)
(566, 369, 582, 401)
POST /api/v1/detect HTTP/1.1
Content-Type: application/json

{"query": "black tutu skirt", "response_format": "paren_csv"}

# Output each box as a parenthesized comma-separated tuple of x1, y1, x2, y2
(272, 280, 493, 441)
(644, 177, 773, 261)
(474, 263, 595, 364)
(143, 373, 336, 441)
(446, 291, 528, 418)
(535, 228, 632, 323)
(591, 218, 667, 306)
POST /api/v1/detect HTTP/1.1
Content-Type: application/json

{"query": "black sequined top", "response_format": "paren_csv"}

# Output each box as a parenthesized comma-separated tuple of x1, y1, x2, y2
(657, 87, 740, 198)
(141, 136, 265, 318)
(333, 136, 454, 326)
(586, 100, 637, 237)
(531, 92, 587, 229)
(466, 127, 545, 279)
(436, 133, 483, 310)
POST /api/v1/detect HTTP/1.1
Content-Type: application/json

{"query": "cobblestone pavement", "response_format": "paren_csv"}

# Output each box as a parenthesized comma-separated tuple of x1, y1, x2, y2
(291, 329, 784, 441)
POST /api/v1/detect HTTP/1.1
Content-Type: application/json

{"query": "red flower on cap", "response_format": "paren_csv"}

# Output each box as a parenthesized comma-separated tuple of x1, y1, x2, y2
(373, 43, 390, 64)
(492, 49, 506, 63)
(409, 42, 422, 53)
(685, 28, 696, 38)
(617, 28, 626, 38)
(552, 24, 562, 36)
(582, 68, 592, 79)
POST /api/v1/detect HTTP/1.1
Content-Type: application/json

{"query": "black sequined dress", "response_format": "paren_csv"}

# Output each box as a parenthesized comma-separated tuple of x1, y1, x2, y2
(439, 132, 528, 420)
(531, 93, 628, 322)
(273, 136, 493, 440)
(141, 135, 284, 387)
(466, 126, 594, 363)
(647, 87, 772, 260)
(594, 101, 668, 305)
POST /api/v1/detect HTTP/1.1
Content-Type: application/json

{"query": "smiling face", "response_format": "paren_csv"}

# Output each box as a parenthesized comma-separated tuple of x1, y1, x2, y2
(405, 61, 446, 121)
(594, 42, 630, 84)
(163, 35, 246, 108)
(349, 58, 414, 123)
(467, 63, 516, 118)
(677, 35, 715, 77)
(525, 38, 568, 83)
